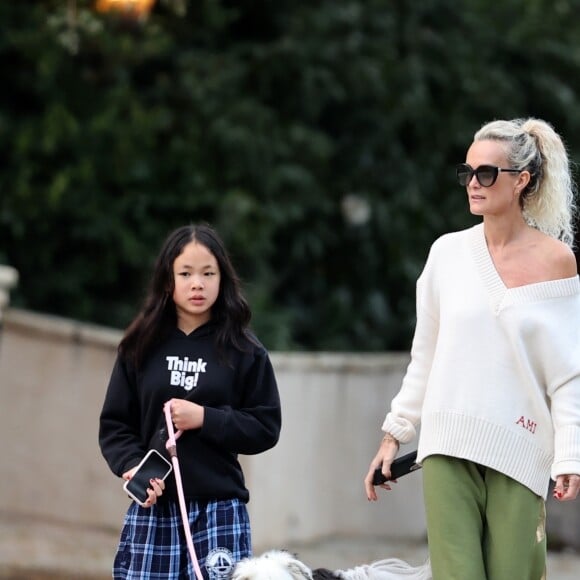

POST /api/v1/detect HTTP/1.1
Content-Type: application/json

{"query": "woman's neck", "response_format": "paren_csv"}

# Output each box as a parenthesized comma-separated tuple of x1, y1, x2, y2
(482, 214, 531, 250)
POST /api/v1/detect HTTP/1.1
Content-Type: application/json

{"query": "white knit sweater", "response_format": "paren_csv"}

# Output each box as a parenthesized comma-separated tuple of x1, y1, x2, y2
(383, 223, 580, 498)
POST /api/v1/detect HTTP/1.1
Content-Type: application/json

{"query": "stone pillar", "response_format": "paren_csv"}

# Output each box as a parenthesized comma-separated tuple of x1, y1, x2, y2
(0, 265, 19, 323)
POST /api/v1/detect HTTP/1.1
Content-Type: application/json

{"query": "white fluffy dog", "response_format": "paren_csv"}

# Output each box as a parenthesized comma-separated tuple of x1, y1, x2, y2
(230, 549, 432, 580)
(230, 549, 314, 579)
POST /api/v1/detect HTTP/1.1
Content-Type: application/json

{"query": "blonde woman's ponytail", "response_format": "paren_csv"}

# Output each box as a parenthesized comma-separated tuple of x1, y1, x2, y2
(474, 118, 576, 247)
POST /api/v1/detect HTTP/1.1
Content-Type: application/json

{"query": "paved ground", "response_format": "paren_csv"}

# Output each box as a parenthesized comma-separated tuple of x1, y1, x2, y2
(285, 536, 580, 580)
(1, 517, 579, 579)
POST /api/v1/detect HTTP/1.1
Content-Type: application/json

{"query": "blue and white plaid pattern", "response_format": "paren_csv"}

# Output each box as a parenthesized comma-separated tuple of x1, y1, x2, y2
(113, 498, 251, 579)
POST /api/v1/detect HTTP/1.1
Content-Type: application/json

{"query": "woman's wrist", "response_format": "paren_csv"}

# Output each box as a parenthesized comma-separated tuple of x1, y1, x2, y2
(381, 432, 400, 448)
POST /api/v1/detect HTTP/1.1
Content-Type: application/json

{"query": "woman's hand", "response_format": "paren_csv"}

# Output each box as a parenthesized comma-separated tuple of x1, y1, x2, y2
(121, 467, 166, 508)
(168, 398, 204, 431)
(553, 474, 580, 501)
(364, 433, 400, 501)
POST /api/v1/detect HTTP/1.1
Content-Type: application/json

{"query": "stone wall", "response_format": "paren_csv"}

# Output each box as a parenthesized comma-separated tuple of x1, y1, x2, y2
(0, 306, 578, 562)
(0, 308, 424, 553)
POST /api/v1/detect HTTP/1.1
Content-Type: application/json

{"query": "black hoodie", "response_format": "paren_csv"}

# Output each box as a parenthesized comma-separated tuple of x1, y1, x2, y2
(99, 322, 281, 503)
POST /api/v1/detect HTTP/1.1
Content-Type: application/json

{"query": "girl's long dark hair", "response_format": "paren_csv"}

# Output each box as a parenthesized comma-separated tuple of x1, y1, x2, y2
(119, 224, 254, 369)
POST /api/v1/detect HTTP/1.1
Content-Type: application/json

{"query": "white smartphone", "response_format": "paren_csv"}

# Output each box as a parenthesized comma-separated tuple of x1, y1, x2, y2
(123, 449, 173, 507)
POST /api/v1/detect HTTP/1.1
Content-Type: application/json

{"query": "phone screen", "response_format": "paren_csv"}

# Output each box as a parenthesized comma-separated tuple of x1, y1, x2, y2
(124, 450, 172, 505)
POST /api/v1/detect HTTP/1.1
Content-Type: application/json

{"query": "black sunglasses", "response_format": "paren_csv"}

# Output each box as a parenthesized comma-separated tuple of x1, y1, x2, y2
(456, 163, 521, 187)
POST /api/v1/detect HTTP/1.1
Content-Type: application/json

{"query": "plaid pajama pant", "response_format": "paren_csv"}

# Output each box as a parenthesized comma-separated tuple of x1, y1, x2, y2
(113, 498, 252, 579)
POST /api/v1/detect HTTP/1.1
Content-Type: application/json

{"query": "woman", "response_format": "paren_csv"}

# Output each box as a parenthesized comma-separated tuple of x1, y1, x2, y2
(364, 118, 580, 579)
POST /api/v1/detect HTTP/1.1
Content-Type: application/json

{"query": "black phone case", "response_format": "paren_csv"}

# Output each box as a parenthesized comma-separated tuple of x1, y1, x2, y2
(372, 450, 420, 485)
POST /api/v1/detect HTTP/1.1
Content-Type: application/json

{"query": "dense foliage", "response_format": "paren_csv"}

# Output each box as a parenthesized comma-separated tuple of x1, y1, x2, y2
(1, 0, 580, 350)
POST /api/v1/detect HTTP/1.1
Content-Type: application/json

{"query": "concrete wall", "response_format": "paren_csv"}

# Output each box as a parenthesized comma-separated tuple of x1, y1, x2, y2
(0, 308, 425, 553)
(1, 307, 578, 559)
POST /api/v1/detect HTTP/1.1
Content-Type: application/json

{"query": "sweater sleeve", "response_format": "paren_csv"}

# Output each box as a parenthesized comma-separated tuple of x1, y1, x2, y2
(382, 243, 440, 443)
(98, 355, 146, 476)
(200, 347, 282, 455)
(546, 296, 580, 479)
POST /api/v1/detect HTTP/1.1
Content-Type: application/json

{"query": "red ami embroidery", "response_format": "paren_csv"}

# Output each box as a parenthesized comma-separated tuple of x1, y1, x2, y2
(516, 415, 537, 434)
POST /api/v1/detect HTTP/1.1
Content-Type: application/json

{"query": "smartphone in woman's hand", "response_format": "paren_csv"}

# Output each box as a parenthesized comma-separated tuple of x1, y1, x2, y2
(123, 449, 172, 506)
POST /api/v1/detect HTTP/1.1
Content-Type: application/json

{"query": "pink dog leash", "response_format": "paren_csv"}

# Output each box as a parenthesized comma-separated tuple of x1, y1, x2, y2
(163, 401, 204, 580)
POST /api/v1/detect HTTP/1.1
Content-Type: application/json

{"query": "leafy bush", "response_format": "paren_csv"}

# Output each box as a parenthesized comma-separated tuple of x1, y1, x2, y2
(1, 0, 579, 350)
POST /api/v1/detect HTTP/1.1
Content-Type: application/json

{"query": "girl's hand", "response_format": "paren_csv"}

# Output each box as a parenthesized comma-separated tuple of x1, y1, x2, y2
(553, 474, 580, 501)
(122, 465, 138, 481)
(121, 468, 166, 508)
(168, 398, 204, 431)
(364, 434, 400, 501)
(141, 477, 165, 508)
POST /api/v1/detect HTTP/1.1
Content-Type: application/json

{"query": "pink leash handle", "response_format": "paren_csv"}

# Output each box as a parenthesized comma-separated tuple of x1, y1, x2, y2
(164, 401, 204, 580)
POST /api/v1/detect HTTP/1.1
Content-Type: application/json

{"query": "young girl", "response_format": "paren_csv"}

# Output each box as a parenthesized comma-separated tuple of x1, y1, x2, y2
(365, 118, 580, 579)
(99, 224, 282, 579)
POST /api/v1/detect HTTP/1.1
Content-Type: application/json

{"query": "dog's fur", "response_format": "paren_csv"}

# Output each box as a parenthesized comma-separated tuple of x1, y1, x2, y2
(230, 549, 319, 579)
(230, 549, 431, 580)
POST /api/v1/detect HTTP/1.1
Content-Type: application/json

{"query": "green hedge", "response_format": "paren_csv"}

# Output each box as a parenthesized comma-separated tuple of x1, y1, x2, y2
(1, 0, 579, 350)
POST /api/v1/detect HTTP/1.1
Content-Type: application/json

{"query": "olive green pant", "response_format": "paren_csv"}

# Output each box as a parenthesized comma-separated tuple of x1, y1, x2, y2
(422, 455, 546, 580)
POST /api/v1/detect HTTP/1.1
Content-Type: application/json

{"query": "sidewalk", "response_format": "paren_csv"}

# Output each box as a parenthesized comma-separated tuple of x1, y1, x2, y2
(0, 517, 579, 579)
(284, 536, 580, 580)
